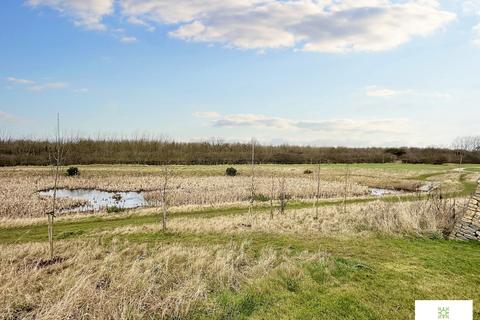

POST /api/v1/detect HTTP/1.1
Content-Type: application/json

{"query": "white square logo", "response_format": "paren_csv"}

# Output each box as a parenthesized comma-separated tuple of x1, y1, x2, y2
(415, 300, 473, 320)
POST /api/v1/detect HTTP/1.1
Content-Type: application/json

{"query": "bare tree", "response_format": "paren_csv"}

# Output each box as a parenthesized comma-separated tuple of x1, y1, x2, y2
(47, 113, 64, 259)
(161, 165, 170, 231)
(452, 136, 480, 164)
(343, 164, 350, 214)
(279, 177, 287, 215)
(314, 162, 321, 220)
(249, 138, 255, 213)
(270, 174, 275, 219)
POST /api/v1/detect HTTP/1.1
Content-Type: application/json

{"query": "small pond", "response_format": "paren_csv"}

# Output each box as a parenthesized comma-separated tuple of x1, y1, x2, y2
(370, 188, 404, 196)
(38, 189, 148, 212)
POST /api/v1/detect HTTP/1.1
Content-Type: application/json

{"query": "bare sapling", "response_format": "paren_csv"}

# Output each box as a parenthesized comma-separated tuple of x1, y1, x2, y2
(314, 162, 321, 220)
(270, 174, 275, 219)
(279, 176, 287, 215)
(47, 113, 64, 259)
(161, 164, 169, 231)
(249, 138, 255, 213)
(343, 164, 350, 214)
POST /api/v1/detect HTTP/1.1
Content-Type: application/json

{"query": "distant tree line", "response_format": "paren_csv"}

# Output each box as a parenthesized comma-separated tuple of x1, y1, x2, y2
(1, 137, 480, 166)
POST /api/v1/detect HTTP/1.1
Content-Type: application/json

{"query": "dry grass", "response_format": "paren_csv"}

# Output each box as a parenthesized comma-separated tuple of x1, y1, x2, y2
(0, 165, 467, 219)
(0, 165, 478, 319)
(0, 166, 368, 219)
(97, 196, 464, 239)
(0, 238, 324, 319)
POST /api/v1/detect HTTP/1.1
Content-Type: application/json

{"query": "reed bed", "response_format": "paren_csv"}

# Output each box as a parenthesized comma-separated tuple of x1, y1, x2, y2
(0, 170, 369, 218)
(0, 165, 465, 219)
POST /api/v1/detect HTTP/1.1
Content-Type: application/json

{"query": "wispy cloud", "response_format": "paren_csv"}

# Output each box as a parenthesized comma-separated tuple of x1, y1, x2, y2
(74, 88, 89, 93)
(6, 77, 36, 85)
(192, 111, 221, 119)
(27, 0, 114, 31)
(474, 23, 480, 46)
(460, 0, 480, 45)
(28, 82, 68, 91)
(365, 86, 401, 97)
(120, 36, 138, 44)
(462, 0, 480, 15)
(0, 111, 27, 124)
(194, 112, 411, 134)
(365, 85, 451, 99)
(5, 76, 68, 92)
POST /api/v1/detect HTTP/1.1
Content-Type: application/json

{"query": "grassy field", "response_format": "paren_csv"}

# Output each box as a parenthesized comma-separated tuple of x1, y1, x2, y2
(1, 163, 479, 319)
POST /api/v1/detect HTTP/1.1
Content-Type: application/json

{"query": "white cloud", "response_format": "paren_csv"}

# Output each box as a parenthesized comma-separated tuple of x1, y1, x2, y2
(28, 82, 68, 91)
(6, 77, 36, 85)
(74, 88, 89, 93)
(193, 111, 221, 119)
(27, 0, 114, 30)
(29, 0, 456, 53)
(365, 86, 399, 97)
(197, 112, 411, 135)
(365, 85, 451, 99)
(192, 112, 423, 146)
(460, 0, 480, 45)
(473, 23, 480, 46)
(5, 76, 68, 91)
(120, 36, 138, 43)
(141, 0, 454, 52)
(462, 0, 480, 15)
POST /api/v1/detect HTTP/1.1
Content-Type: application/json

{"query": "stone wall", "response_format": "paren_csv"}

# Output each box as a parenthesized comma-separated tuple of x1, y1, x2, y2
(450, 184, 480, 241)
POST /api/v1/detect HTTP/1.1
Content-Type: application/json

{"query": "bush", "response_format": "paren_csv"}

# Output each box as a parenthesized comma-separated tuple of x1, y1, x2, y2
(303, 169, 313, 174)
(66, 167, 79, 176)
(385, 148, 406, 157)
(253, 194, 270, 202)
(107, 206, 125, 213)
(226, 167, 237, 176)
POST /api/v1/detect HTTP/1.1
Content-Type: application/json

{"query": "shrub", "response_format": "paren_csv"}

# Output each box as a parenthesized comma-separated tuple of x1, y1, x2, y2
(253, 193, 270, 202)
(303, 169, 313, 174)
(107, 206, 124, 213)
(226, 167, 237, 176)
(66, 167, 79, 176)
(385, 148, 406, 157)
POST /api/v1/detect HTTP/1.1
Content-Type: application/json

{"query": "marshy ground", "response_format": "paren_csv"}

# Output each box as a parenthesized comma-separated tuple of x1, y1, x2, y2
(1, 163, 480, 319)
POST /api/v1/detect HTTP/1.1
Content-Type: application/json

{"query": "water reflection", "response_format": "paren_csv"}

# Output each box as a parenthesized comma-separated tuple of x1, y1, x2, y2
(39, 188, 147, 212)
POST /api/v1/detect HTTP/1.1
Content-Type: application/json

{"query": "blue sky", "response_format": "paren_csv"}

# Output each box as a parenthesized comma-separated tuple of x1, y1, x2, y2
(1, 0, 479, 147)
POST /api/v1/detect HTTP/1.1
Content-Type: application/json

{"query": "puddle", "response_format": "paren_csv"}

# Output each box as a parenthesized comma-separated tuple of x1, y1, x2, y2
(417, 182, 434, 192)
(370, 188, 403, 196)
(38, 189, 148, 212)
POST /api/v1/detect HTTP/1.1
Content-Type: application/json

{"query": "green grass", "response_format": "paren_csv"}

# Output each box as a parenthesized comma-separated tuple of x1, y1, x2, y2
(105, 230, 480, 319)
(205, 234, 480, 319)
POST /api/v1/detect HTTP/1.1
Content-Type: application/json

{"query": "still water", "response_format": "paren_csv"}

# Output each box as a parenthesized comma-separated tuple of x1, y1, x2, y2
(39, 188, 148, 212)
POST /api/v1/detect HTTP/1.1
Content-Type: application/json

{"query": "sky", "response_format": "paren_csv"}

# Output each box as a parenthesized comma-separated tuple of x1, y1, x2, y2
(0, 0, 479, 147)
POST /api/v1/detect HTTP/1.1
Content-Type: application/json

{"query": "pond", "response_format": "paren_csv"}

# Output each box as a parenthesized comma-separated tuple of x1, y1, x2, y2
(38, 189, 148, 212)
(370, 188, 404, 196)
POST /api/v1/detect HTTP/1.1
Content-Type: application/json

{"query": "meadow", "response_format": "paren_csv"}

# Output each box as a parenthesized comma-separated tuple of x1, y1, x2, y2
(1, 163, 479, 319)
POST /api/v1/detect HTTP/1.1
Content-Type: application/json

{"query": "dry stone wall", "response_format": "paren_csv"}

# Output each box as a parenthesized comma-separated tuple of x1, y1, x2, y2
(450, 184, 480, 241)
